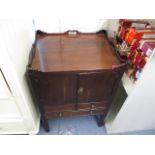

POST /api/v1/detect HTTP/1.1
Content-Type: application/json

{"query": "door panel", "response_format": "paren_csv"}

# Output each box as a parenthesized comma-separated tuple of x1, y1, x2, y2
(78, 71, 116, 103)
(30, 73, 77, 106)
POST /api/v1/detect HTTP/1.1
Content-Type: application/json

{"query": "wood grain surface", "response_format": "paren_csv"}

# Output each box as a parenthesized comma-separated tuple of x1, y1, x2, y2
(30, 33, 120, 72)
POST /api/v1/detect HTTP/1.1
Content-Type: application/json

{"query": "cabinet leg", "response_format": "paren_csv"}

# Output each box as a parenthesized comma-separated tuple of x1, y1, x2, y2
(41, 116, 50, 132)
(94, 115, 105, 127)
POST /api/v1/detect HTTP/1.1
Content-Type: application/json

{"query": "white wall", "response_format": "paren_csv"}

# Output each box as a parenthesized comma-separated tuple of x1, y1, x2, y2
(34, 18, 118, 33)
(0, 70, 12, 99)
(147, 19, 155, 27)
(0, 20, 40, 134)
(106, 50, 155, 133)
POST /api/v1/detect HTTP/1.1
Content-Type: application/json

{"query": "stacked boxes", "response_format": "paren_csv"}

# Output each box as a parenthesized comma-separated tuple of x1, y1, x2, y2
(116, 19, 155, 81)
(125, 28, 155, 45)
(130, 38, 155, 51)
(118, 19, 149, 40)
(127, 41, 155, 81)
(115, 20, 151, 62)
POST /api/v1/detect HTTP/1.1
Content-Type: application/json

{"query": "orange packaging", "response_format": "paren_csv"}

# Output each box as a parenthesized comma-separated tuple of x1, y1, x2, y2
(125, 28, 155, 45)
(118, 20, 150, 40)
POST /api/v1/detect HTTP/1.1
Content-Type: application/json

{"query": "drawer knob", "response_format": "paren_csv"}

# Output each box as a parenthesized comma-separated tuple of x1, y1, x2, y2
(77, 87, 84, 95)
(91, 104, 95, 109)
(59, 112, 62, 117)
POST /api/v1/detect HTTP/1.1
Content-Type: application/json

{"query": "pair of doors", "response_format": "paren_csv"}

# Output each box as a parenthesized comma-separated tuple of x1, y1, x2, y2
(34, 70, 118, 107)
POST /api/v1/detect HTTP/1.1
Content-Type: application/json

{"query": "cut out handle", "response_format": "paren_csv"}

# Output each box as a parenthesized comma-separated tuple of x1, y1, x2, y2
(66, 30, 81, 36)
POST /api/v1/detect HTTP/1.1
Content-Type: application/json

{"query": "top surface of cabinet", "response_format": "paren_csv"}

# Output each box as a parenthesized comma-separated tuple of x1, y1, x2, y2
(30, 31, 120, 72)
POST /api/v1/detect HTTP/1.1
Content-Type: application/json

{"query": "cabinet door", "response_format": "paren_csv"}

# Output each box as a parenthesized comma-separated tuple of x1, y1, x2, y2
(29, 73, 77, 106)
(77, 71, 117, 103)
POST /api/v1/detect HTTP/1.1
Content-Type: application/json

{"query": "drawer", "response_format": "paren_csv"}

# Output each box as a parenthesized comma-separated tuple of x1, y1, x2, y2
(45, 108, 106, 119)
(78, 102, 107, 110)
(43, 101, 107, 113)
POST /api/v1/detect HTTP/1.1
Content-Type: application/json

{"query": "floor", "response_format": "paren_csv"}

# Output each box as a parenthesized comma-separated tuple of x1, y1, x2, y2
(39, 116, 106, 135)
(38, 115, 155, 135)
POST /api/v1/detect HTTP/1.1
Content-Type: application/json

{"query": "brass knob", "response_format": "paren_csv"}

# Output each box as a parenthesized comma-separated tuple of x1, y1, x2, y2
(77, 87, 84, 95)
(91, 104, 95, 109)
(59, 112, 62, 117)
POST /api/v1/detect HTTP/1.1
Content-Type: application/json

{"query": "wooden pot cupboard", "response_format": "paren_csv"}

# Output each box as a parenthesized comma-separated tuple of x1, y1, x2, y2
(27, 30, 127, 132)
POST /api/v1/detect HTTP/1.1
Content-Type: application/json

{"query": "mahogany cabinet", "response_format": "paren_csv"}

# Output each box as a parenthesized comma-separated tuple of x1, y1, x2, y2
(27, 30, 127, 132)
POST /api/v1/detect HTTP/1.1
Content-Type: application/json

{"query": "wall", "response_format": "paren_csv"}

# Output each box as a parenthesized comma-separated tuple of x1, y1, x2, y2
(34, 19, 119, 33)
(0, 20, 40, 134)
(105, 50, 155, 133)
(147, 19, 155, 26)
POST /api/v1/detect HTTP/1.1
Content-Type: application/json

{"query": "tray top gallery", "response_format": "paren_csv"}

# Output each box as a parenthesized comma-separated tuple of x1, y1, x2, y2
(30, 32, 120, 72)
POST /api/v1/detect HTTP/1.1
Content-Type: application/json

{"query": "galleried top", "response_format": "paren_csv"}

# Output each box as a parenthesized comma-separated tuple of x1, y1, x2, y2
(29, 30, 120, 72)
